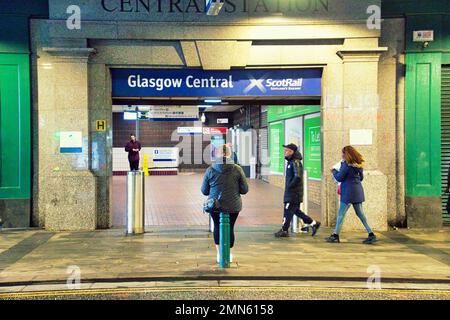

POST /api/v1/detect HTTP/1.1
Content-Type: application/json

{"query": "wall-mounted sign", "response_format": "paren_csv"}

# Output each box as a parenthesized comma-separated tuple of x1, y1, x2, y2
(217, 118, 229, 124)
(304, 116, 321, 180)
(96, 120, 106, 131)
(203, 127, 228, 135)
(149, 147, 179, 168)
(269, 122, 285, 175)
(413, 30, 434, 42)
(177, 127, 203, 135)
(268, 105, 321, 123)
(350, 129, 373, 145)
(138, 106, 199, 121)
(112, 69, 322, 98)
(60, 131, 82, 153)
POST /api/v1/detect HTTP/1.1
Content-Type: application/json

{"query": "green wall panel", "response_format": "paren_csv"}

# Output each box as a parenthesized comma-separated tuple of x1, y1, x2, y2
(405, 52, 442, 197)
(0, 54, 31, 199)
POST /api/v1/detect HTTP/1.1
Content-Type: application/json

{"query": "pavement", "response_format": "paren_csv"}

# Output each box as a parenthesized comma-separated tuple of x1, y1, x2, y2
(111, 173, 321, 227)
(0, 225, 449, 299)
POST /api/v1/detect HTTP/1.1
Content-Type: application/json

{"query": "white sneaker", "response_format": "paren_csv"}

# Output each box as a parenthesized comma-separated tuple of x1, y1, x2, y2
(230, 253, 233, 263)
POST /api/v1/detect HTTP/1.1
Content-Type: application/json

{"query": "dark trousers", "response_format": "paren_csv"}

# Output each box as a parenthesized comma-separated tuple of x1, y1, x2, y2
(282, 202, 313, 231)
(211, 212, 239, 248)
(129, 160, 139, 171)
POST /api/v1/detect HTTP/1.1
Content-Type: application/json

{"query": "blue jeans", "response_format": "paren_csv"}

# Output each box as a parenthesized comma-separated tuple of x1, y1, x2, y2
(334, 202, 373, 235)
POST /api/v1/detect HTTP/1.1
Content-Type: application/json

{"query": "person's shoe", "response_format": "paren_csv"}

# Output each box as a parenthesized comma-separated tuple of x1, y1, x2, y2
(363, 233, 378, 244)
(230, 253, 233, 263)
(300, 226, 310, 233)
(274, 229, 289, 238)
(311, 222, 321, 237)
(325, 233, 340, 243)
(216, 253, 220, 264)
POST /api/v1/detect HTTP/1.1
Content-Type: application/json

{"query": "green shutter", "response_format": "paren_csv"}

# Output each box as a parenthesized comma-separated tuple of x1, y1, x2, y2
(0, 54, 31, 199)
(405, 53, 442, 197)
(441, 66, 450, 224)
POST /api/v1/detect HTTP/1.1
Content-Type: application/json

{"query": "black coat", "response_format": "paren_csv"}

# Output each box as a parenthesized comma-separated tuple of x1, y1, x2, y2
(201, 162, 249, 213)
(284, 151, 304, 204)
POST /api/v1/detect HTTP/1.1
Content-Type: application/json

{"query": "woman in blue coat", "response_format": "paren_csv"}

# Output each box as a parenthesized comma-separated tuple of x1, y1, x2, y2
(325, 146, 377, 244)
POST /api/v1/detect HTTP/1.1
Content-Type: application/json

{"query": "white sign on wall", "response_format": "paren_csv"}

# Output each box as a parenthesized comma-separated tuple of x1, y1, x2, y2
(138, 106, 199, 120)
(60, 131, 82, 153)
(177, 127, 203, 135)
(413, 30, 434, 42)
(349, 129, 373, 146)
(217, 118, 229, 124)
(149, 147, 179, 168)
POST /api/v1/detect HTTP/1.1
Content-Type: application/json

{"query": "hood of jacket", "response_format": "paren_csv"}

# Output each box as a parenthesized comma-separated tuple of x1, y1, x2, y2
(212, 162, 235, 173)
(286, 150, 303, 161)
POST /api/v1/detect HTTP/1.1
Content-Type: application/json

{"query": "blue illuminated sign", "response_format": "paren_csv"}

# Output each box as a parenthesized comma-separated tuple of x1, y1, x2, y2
(111, 68, 322, 97)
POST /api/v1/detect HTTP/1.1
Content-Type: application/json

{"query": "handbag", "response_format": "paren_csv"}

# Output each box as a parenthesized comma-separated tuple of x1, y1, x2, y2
(203, 167, 224, 214)
(203, 196, 222, 214)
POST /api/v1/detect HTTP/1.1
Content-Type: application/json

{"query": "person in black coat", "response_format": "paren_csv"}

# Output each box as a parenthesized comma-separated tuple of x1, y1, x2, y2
(325, 146, 377, 244)
(201, 144, 249, 263)
(274, 144, 321, 238)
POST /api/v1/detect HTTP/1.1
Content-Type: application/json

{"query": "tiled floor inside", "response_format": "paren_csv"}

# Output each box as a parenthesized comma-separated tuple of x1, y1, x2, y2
(112, 172, 321, 227)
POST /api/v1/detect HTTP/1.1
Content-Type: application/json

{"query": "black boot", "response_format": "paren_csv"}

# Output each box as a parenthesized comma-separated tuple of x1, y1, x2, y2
(363, 233, 377, 244)
(274, 229, 289, 238)
(325, 233, 340, 243)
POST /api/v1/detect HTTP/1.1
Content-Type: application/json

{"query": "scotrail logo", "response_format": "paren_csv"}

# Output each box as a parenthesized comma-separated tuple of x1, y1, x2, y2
(243, 74, 304, 94)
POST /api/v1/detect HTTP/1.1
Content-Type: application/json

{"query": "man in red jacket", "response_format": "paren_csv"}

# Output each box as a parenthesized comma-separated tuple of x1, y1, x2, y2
(125, 134, 141, 171)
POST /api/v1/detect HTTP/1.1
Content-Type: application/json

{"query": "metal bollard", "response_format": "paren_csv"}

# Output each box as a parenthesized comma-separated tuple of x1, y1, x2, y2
(291, 170, 309, 233)
(219, 212, 230, 268)
(126, 170, 145, 235)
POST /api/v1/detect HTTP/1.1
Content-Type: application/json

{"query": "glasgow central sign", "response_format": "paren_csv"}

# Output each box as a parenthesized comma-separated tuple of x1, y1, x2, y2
(111, 68, 322, 97)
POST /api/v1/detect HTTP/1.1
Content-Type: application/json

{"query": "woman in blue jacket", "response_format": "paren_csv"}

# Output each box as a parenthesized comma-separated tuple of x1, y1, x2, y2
(325, 146, 377, 244)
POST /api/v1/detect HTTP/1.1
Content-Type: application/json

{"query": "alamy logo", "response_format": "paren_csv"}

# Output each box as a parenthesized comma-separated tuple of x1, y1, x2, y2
(67, 265, 81, 289)
(66, 5, 81, 30)
(366, 5, 382, 30)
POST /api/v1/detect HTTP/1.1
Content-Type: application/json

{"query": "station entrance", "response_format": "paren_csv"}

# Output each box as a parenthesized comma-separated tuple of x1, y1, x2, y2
(110, 68, 323, 228)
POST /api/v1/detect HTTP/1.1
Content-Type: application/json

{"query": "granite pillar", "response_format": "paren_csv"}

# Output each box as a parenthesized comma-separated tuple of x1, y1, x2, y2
(322, 46, 389, 232)
(36, 47, 97, 231)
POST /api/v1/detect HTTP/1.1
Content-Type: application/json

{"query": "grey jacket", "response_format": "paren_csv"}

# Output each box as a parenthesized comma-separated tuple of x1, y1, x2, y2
(201, 162, 249, 213)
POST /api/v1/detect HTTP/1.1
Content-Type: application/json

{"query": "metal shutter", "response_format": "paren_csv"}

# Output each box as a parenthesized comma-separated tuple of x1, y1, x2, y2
(441, 65, 450, 225)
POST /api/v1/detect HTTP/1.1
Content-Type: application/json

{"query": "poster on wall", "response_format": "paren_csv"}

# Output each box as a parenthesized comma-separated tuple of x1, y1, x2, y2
(285, 117, 303, 152)
(269, 122, 285, 174)
(304, 115, 322, 180)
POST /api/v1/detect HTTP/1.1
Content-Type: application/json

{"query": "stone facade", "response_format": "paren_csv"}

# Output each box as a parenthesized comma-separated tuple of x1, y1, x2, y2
(30, 0, 403, 232)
